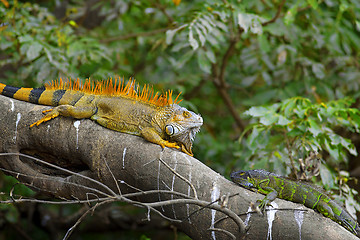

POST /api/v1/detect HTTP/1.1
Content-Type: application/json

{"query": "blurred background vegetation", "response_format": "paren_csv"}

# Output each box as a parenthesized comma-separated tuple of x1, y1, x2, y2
(1, 0, 360, 239)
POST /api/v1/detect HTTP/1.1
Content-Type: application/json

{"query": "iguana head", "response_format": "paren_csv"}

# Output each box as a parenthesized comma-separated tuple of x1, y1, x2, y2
(231, 169, 280, 188)
(164, 105, 203, 156)
(230, 171, 256, 189)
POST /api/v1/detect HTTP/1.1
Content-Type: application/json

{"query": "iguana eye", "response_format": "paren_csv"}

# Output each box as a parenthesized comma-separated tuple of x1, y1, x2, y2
(182, 111, 191, 118)
(165, 125, 174, 135)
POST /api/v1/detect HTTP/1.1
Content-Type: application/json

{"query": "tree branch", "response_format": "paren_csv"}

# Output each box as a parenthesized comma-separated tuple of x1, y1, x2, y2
(262, 0, 286, 27)
(212, 33, 245, 131)
(0, 95, 357, 240)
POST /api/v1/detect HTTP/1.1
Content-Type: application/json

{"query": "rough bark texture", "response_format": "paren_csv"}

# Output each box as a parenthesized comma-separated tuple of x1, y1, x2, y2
(0, 95, 358, 240)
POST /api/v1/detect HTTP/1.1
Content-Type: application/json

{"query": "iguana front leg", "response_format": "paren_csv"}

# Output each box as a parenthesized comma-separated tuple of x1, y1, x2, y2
(30, 105, 97, 127)
(141, 127, 181, 151)
(257, 180, 278, 212)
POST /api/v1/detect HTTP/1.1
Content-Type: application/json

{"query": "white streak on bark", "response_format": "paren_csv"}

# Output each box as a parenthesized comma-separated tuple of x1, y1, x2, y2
(73, 120, 80, 149)
(13, 113, 21, 143)
(122, 147, 127, 169)
(210, 176, 220, 240)
(244, 206, 252, 226)
(294, 207, 304, 240)
(267, 202, 278, 240)
(10, 99, 14, 111)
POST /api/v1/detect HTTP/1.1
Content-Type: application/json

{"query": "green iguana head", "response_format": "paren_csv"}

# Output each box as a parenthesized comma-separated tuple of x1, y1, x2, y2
(164, 105, 203, 156)
(230, 170, 256, 189)
(231, 169, 277, 188)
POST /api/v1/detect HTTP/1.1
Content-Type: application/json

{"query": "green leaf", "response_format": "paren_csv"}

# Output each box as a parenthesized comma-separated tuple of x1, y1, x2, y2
(277, 115, 291, 126)
(312, 63, 325, 79)
(319, 164, 335, 190)
(175, 50, 194, 69)
(26, 42, 43, 61)
(189, 27, 199, 50)
(197, 49, 211, 73)
(324, 137, 340, 159)
(260, 113, 278, 126)
(339, 137, 357, 156)
(244, 106, 269, 117)
(237, 13, 263, 34)
(258, 34, 270, 53)
(205, 49, 216, 63)
(282, 98, 296, 118)
(284, 5, 298, 25)
(308, 118, 322, 137)
(194, 25, 206, 47)
(18, 35, 33, 43)
(307, 0, 318, 9)
(287, 128, 304, 138)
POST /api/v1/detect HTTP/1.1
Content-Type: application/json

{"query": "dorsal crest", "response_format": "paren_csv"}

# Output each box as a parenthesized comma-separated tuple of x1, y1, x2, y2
(45, 77, 182, 107)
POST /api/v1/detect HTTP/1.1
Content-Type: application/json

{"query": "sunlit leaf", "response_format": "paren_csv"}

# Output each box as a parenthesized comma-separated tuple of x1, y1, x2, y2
(26, 42, 43, 61)
(244, 106, 269, 117)
(188, 27, 199, 50)
(237, 13, 263, 34)
(277, 115, 291, 126)
(312, 63, 325, 79)
(319, 164, 335, 190)
(308, 118, 322, 137)
(166, 24, 187, 45)
(260, 113, 278, 126)
(194, 25, 206, 47)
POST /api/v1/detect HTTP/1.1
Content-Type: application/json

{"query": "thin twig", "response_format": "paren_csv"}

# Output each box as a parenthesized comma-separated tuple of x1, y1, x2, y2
(103, 157, 122, 195)
(63, 199, 113, 240)
(0, 153, 117, 196)
(208, 227, 236, 240)
(0, 166, 110, 198)
(158, 156, 198, 199)
(262, 0, 286, 26)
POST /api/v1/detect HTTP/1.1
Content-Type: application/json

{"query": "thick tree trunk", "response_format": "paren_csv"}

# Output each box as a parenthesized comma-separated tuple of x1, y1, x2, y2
(0, 95, 357, 240)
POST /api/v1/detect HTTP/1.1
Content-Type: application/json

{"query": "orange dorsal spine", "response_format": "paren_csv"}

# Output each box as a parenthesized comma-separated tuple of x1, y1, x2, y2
(45, 77, 182, 107)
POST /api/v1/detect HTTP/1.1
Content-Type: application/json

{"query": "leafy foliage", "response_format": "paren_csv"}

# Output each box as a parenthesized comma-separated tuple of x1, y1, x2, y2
(1, 0, 360, 238)
(239, 97, 360, 216)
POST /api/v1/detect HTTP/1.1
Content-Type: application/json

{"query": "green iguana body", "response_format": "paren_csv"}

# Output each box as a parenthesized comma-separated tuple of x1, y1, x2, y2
(0, 78, 203, 156)
(231, 169, 360, 237)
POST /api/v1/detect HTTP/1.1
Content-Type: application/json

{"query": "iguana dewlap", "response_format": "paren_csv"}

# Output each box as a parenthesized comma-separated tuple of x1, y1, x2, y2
(0, 78, 203, 156)
(231, 169, 360, 237)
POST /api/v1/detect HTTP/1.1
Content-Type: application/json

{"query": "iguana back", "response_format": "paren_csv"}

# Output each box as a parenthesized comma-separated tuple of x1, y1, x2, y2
(231, 169, 360, 237)
(0, 78, 203, 155)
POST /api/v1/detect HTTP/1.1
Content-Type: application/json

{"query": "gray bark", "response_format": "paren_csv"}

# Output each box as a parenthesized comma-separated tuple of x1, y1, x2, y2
(0, 95, 357, 240)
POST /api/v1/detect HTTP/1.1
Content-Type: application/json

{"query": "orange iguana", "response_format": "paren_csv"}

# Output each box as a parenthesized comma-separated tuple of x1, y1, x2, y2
(0, 78, 203, 156)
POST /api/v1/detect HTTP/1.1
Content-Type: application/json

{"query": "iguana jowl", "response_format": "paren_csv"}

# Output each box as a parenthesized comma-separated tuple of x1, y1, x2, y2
(231, 169, 360, 237)
(0, 78, 203, 156)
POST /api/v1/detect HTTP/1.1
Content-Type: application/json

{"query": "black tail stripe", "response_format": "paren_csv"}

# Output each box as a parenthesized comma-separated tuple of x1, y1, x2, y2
(29, 87, 45, 104)
(52, 90, 66, 106)
(2, 85, 20, 98)
(68, 93, 85, 106)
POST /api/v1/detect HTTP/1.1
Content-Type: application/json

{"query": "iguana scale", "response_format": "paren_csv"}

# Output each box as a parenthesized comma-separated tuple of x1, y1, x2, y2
(231, 169, 360, 237)
(0, 78, 203, 156)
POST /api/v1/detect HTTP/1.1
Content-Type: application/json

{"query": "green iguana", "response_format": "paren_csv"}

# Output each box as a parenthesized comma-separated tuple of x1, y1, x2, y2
(0, 78, 203, 156)
(230, 169, 360, 237)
